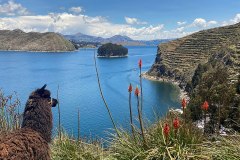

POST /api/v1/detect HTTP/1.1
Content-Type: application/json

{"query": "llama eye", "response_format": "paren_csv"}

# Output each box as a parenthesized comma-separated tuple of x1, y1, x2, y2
(47, 99, 52, 105)
(48, 98, 53, 106)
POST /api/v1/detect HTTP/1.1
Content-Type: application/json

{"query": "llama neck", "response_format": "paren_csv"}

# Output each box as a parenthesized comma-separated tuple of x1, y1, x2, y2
(22, 99, 53, 143)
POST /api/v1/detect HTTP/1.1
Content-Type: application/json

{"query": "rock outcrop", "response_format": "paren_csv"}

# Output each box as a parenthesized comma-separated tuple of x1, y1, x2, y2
(0, 29, 76, 52)
(148, 22, 240, 88)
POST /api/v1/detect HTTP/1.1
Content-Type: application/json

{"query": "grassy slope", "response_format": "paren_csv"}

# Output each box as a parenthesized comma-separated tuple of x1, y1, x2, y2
(148, 22, 240, 84)
(50, 114, 240, 160)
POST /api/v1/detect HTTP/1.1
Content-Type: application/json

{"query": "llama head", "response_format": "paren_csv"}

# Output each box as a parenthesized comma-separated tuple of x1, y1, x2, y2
(22, 84, 58, 142)
(29, 84, 58, 107)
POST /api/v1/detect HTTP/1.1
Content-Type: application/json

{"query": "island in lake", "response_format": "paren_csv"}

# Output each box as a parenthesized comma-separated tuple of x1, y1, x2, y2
(0, 29, 76, 52)
(97, 43, 128, 58)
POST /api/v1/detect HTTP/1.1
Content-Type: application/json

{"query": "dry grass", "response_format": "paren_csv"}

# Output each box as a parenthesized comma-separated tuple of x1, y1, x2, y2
(50, 132, 114, 160)
(0, 89, 21, 133)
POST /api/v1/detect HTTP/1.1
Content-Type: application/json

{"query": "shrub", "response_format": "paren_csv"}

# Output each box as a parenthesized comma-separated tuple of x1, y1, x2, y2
(0, 89, 21, 133)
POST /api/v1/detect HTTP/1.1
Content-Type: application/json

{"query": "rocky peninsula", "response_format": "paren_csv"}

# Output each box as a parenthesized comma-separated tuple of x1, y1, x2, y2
(147, 22, 240, 90)
(0, 29, 76, 52)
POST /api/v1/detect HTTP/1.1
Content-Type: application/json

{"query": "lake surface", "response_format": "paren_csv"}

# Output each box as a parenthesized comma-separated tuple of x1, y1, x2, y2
(0, 46, 180, 138)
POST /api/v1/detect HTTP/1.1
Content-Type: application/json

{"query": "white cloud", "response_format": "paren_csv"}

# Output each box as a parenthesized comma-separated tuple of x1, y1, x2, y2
(0, 0, 29, 16)
(208, 20, 217, 25)
(190, 18, 217, 28)
(0, 13, 168, 40)
(69, 6, 82, 14)
(175, 27, 185, 32)
(222, 13, 240, 26)
(162, 30, 193, 39)
(177, 21, 186, 26)
(82, 15, 107, 24)
(192, 18, 207, 27)
(125, 17, 147, 25)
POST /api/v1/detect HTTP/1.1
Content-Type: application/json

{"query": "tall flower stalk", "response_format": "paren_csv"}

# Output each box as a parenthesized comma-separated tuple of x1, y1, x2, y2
(173, 117, 180, 138)
(94, 52, 120, 137)
(128, 83, 135, 140)
(78, 108, 80, 142)
(181, 98, 187, 121)
(163, 123, 170, 144)
(57, 85, 61, 140)
(218, 104, 221, 135)
(201, 101, 209, 134)
(138, 59, 143, 112)
(135, 86, 146, 146)
(181, 98, 187, 132)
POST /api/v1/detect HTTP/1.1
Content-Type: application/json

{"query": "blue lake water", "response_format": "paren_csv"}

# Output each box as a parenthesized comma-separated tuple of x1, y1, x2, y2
(0, 46, 180, 138)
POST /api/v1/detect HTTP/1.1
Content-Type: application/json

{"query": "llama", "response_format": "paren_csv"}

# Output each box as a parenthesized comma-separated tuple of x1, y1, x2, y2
(0, 84, 57, 160)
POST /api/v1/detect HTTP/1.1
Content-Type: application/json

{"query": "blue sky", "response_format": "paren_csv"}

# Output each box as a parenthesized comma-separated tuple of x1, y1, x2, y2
(0, 0, 239, 40)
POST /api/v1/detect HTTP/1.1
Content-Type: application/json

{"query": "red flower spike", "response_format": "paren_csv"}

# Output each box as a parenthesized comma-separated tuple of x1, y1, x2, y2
(135, 86, 140, 96)
(138, 59, 142, 68)
(202, 101, 209, 111)
(163, 123, 170, 137)
(182, 98, 187, 109)
(173, 117, 180, 130)
(128, 83, 132, 92)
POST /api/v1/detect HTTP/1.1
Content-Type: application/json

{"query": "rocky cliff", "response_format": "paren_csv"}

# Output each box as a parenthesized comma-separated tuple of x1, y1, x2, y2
(0, 29, 76, 52)
(148, 22, 240, 88)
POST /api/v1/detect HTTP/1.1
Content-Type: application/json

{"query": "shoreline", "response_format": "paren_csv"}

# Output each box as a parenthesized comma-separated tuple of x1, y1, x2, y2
(0, 49, 77, 53)
(97, 55, 128, 58)
(142, 72, 190, 101)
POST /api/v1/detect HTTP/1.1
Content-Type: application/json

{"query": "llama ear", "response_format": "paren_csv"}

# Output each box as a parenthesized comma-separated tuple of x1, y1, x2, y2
(51, 98, 58, 107)
(40, 84, 47, 90)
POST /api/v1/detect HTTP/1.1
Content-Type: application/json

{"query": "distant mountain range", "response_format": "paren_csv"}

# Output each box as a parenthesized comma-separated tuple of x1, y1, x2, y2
(64, 33, 171, 46)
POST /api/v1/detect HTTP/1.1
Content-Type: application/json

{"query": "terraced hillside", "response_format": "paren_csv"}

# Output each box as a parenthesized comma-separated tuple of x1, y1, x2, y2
(148, 22, 240, 87)
(0, 29, 76, 52)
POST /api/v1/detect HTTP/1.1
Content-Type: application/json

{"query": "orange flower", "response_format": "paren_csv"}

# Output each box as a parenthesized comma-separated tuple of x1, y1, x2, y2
(173, 117, 180, 130)
(182, 98, 187, 109)
(202, 101, 209, 111)
(163, 123, 170, 137)
(138, 59, 142, 68)
(128, 83, 132, 92)
(135, 86, 140, 96)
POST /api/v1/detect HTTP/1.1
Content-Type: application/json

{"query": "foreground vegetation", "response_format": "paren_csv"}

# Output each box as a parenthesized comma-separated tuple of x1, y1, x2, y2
(0, 89, 239, 159)
(50, 117, 240, 160)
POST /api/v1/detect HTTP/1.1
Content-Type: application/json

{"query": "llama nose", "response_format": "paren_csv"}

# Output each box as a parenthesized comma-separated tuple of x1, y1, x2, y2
(51, 98, 58, 107)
